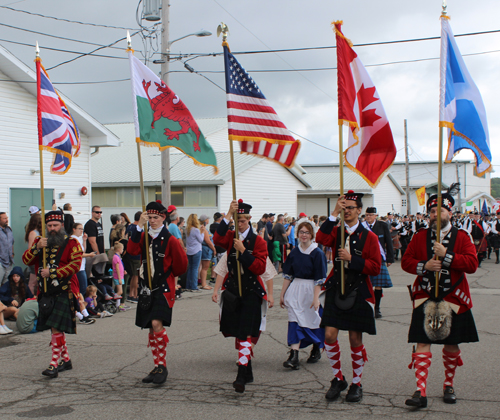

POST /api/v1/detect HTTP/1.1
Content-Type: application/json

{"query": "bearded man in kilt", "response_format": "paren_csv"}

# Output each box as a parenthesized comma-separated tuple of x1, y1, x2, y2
(402, 192, 478, 409)
(213, 199, 268, 394)
(316, 192, 381, 403)
(22, 210, 82, 378)
(127, 201, 187, 385)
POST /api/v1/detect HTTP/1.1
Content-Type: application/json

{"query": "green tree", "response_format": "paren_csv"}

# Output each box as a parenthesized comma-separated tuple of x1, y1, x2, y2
(491, 178, 500, 198)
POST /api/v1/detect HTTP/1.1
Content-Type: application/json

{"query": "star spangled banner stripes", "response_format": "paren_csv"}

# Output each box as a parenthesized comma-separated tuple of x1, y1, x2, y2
(36, 58, 80, 174)
(223, 43, 300, 168)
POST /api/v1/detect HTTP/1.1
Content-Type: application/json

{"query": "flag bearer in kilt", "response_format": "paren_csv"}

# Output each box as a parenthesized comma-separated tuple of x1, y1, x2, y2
(362, 207, 394, 319)
(213, 199, 268, 394)
(316, 192, 381, 403)
(127, 201, 188, 385)
(22, 210, 82, 378)
(464, 211, 487, 267)
(402, 193, 478, 408)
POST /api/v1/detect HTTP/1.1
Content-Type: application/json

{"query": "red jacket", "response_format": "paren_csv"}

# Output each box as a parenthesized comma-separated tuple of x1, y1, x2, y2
(213, 222, 268, 299)
(127, 226, 187, 308)
(22, 236, 82, 295)
(401, 228, 477, 314)
(316, 219, 381, 304)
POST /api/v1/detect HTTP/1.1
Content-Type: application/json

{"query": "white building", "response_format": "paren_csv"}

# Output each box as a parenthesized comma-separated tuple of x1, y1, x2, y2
(0, 44, 119, 266)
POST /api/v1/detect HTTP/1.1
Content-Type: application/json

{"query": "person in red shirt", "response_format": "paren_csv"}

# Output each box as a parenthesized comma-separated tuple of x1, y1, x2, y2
(402, 191, 478, 408)
(127, 201, 187, 385)
(22, 210, 82, 379)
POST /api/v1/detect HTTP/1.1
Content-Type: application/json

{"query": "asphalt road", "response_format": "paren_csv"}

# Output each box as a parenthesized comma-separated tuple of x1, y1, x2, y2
(1, 256, 499, 420)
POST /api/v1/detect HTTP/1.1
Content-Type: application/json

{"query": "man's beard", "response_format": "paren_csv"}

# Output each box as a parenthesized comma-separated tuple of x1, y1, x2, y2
(431, 218, 449, 231)
(46, 227, 67, 247)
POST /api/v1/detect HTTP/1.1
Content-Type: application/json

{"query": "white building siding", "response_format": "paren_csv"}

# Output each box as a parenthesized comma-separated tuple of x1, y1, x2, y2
(0, 69, 92, 223)
(219, 159, 303, 219)
(372, 176, 403, 215)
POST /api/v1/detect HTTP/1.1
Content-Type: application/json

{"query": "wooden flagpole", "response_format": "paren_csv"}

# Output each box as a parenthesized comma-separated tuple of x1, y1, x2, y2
(220, 23, 243, 297)
(128, 32, 152, 290)
(35, 42, 47, 294)
(339, 124, 345, 296)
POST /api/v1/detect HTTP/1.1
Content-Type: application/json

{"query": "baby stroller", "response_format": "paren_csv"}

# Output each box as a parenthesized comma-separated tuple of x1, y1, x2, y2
(85, 254, 119, 314)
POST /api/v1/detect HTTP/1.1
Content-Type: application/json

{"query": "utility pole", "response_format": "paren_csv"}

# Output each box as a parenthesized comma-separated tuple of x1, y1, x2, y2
(160, 0, 171, 206)
(404, 119, 411, 215)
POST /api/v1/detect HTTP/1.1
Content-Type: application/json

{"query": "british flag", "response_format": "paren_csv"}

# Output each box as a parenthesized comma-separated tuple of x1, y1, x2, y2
(223, 43, 300, 168)
(36, 59, 80, 174)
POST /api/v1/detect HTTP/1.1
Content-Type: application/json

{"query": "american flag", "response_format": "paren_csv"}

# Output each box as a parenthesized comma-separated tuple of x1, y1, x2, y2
(223, 44, 300, 168)
(36, 59, 80, 174)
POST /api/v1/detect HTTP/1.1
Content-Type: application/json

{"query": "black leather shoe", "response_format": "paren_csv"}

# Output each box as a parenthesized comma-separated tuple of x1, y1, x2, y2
(325, 376, 348, 401)
(57, 359, 72, 372)
(375, 309, 382, 319)
(283, 349, 300, 370)
(142, 367, 158, 383)
(244, 360, 253, 384)
(405, 390, 427, 408)
(443, 386, 457, 404)
(345, 383, 363, 402)
(153, 364, 168, 384)
(233, 364, 247, 393)
(42, 365, 58, 379)
(306, 344, 321, 363)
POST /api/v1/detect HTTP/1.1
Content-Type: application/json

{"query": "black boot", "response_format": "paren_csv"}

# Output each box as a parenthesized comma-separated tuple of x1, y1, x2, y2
(153, 364, 168, 384)
(245, 359, 254, 384)
(233, 364, 247, 393)
(283, 349, 300, 370)
(142, 367, 158, 383)
(57, 359, 72, 372)
(42, 365, 58, 379)
(306, 344, 321, 363)
(325, 376, 348, 401)
(495, 250, 499, 264)
(405, 390, 427, 408)
(374, 289, 383, 318)
(488, 248, 492, 259)
(443, 385, 457, 404)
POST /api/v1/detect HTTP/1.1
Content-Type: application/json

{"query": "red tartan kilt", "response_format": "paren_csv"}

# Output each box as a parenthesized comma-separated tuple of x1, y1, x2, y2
(474, 239, 487, 253)
(392, 235, 401, 249)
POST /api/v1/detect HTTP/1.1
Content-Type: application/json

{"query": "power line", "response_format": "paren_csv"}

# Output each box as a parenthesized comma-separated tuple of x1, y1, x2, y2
(0, 78, 129, 85)
(0, 5, 135, 30)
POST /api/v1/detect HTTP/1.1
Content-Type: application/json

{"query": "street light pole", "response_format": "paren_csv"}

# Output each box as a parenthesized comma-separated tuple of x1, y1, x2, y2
(160, 0, 171, 206)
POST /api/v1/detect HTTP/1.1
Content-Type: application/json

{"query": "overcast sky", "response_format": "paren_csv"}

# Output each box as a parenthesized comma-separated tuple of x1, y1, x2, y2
(1, 0, 499, 174)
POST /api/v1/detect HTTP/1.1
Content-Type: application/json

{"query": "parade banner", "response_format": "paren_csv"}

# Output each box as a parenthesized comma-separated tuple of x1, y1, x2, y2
(223, 43, 301, 168)
(36, 59, 80, 174)
(440, 16, 491, 176)
(416, 186, 426, 206)
(128, 52, 218, 173)
(334, 21, 396, 187)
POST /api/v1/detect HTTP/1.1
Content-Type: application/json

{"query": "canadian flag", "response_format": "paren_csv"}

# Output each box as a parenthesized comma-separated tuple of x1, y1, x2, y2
(334, 21, 396, 187)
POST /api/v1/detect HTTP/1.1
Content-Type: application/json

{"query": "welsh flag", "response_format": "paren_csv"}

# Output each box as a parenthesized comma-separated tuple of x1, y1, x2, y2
(128, 51, 218, 173)
(334, 21, 396, 187)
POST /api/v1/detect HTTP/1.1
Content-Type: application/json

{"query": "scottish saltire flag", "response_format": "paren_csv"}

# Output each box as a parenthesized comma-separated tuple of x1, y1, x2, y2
(36, 59, 80, 174)
(440, 16, 491, 176)
(223, 43, 300, 168)
(128, 51, 218, 173)
(334, 21, 396, 187)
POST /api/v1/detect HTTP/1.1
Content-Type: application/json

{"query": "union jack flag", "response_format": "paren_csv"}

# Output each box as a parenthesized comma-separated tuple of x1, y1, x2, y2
(223, 43, 300, 168)
(36, 59, 80, 174)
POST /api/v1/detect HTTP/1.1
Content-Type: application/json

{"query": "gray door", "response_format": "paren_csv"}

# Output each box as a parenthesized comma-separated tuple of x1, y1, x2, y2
(10, 188, 53, 267)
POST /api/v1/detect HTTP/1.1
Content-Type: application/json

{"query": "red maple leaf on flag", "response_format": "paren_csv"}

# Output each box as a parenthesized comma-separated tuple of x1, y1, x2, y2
(357, 84, 381, 128)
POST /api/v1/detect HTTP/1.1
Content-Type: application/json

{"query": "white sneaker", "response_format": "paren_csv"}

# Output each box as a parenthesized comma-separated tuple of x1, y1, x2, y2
(103, 311, 113, 318)
(2, 325, 13, 333)
(0, 325, 10, 335)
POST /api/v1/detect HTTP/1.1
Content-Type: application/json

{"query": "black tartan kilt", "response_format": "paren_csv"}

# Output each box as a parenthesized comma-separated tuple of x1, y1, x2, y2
(135, 290, 172, 329)
(491, 235, 500, 249)
(408, 304, 479, 345)
(220, 292, 262, 341)
(37, 293, 76, 334)
(320, 287, 376, 335)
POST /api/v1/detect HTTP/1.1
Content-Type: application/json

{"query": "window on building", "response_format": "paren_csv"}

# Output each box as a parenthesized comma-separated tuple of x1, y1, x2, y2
(171, 187, 184, 207)
(185, 186, 216, 207)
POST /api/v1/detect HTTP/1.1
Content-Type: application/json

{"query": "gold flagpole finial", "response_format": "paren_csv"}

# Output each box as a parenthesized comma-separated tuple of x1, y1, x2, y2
(127, 31, 132, 49)
(217, 22, 230, 42)
(35, 41, 40, 57)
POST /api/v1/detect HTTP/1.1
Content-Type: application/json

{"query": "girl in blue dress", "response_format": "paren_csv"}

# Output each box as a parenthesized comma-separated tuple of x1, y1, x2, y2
(280, 221, 327, 370)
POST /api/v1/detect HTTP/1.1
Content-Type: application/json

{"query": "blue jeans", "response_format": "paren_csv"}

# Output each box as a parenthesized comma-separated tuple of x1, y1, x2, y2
(186, 251, 202, 290)
(77, 270, 88, 296)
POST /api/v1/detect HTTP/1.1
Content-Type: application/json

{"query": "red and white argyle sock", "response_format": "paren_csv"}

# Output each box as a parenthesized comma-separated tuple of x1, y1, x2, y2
(50, 333, 64, 367)
(148, 333, 159, 367)
(408, 352, 432, 397)
(324, 340, 343, 381)
(154, 329, 169, 367)
(237, 340, 253, 366)
(59, 333, 70, 362)
(443, 349, 463, 388)
(351, 345, 368, 385)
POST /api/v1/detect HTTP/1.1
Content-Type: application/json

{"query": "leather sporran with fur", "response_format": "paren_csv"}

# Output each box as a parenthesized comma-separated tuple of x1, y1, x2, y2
(423, 300, 452, 341)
